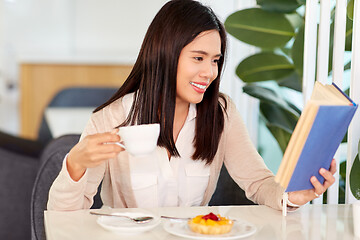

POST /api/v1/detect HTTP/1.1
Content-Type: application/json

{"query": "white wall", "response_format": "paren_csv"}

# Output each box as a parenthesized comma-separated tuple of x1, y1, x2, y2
(0, 1, 4, 95)
(0, 0, 257, 137)
(73, 0, 166, 57)
(0, 0, 76, 134)
(0, 0, 167, 134)
(3, 0, 72, 55)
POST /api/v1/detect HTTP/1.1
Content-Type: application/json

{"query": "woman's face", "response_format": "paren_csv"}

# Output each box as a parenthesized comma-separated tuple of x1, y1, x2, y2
(176, 30, 222, 106)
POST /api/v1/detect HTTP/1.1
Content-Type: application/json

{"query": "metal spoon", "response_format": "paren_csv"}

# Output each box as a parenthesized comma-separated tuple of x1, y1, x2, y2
(90, 211, 154, 224)
(160, 216, 191, 221)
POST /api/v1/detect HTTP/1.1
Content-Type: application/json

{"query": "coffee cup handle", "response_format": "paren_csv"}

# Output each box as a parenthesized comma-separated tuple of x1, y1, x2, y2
(114, 142, 126, 149)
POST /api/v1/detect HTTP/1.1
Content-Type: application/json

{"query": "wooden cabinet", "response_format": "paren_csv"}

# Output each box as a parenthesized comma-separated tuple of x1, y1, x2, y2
(20, 63, 133, 139)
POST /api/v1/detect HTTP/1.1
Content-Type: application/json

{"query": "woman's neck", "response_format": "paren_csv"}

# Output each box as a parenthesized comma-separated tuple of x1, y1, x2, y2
(173, 101, 190, 143)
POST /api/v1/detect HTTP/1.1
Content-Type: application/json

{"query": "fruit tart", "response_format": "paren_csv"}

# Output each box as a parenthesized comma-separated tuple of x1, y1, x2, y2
(187, 212, 234, 235)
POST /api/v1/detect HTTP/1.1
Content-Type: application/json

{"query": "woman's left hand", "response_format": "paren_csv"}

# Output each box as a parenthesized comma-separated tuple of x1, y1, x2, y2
(288, 159, 337, 206)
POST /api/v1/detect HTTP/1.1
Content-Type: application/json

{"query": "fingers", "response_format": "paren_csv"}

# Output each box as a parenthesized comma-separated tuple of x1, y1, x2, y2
(111, 128, 119, 134)
(83, 132, 123, 156)
(310, 176, 326, 196)
(84, 152, 120, 167)
(310, 165, 336, 198)
(100, 143, 124, 153)
(66, 129, 123, 181)
(292, 161, 338, 203)
(88, 131, 121, 145)
(329, 159, 337, 175)
(70, 130, 123, 165)
(320, 166, 336, 189)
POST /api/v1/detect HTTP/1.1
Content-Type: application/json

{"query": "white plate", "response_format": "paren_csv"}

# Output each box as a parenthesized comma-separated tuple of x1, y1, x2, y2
(96, 211, 161, 235)
(163, 218, 256, 239)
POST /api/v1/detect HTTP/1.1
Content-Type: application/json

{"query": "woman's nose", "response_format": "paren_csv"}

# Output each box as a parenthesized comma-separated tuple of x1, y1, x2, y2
(200, 62, 215, 79)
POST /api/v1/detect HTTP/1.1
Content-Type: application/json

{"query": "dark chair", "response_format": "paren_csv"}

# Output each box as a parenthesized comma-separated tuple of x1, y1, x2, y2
(0, 131, 44, 158)
(0, 149, 39, 240)
(37, 87, 118, 145)
(209, 164, 256, 206)
(0, 87, 118, 158)
(0, 87, 117, 240)
(30, 135, 103, 240)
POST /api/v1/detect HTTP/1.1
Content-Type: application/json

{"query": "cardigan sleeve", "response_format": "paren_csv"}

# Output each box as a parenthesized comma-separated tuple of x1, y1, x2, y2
(47, 115, 106, 211)
(223, 97, 284, 210)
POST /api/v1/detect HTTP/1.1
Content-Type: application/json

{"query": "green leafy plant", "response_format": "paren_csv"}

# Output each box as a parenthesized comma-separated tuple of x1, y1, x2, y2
(350, 140, 360, 199)
(224, 0, 353, 152)
(225, 0, 358, 202)
(339, 140, 360, 202)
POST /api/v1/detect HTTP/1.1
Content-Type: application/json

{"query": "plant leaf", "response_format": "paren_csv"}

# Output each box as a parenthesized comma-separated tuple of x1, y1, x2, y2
(342, 131, 348, 143)
(340, 161, 347, 181)
(350, 154, 360, 200)
(291, 25, 305, 77)
(344, 61, 351, 70)
(285, 99, 301, 114)
(297, 0, 306, 5)
(285, 12, 305, 29)
(328, 21, 335, 74)
(266, 123, 292, 153)
(257, 0, 300, 13)
(236, 52, 295, 82)
(278, 71, 302, 92)
(225, 8, 295, 49)
(348, 0, 354, 20)
(280, 47, 292, 57)
(260, 102, 299, 132)
(345, 16, 353, 51)
(242, 84, 299, 116)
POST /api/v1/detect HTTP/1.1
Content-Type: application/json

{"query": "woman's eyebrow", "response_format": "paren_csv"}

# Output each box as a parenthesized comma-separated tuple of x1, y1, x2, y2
(190, 50, 222, 57)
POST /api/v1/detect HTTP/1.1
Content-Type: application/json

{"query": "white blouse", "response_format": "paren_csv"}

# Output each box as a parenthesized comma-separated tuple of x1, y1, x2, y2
(62, 92, 210, 208)
(49, 93, 286, 212)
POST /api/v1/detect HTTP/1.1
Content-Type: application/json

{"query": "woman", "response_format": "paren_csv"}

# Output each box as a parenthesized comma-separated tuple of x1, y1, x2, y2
(48, 0, 335, 211)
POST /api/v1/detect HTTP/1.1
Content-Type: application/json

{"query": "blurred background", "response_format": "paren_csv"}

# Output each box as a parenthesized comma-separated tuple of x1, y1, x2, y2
(0, 0, 282, 172)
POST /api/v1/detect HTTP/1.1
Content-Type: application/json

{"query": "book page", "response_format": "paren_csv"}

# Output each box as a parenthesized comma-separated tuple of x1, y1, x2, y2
(311, 82, 351, 105)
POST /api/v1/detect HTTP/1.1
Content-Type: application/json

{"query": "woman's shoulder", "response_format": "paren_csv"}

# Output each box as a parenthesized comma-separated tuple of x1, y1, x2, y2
(218, 93, 244, 130)
(218, 93, 236, 113)
(94, 92, 134, 114)
(90, 92, 134, 128)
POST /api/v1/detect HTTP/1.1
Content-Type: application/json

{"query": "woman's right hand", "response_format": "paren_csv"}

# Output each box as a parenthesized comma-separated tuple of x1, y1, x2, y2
(66, 129, 124, 181)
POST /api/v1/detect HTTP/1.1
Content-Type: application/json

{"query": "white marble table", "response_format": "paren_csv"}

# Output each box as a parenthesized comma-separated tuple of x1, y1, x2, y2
(45, 107, 94, 138)
(44, 204, 356, 240)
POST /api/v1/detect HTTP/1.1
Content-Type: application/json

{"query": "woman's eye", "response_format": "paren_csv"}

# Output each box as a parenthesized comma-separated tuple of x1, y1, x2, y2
(194, 57, 203, 61)
(213, 59, 220, 64)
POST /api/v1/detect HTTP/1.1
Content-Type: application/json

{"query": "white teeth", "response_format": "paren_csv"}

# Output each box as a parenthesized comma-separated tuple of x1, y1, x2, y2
(190, 82, 206, 90)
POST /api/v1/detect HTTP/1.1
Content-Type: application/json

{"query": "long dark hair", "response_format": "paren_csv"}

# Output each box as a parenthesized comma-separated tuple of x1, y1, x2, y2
(95, 0, 227, 164)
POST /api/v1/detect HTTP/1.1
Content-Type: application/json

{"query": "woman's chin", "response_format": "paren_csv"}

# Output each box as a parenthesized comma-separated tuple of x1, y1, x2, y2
(191, 95, 205, 104)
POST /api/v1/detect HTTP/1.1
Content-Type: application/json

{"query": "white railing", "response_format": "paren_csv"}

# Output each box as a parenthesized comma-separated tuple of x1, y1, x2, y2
(347, 0, 360, 203)
(303, 0, 360, 204)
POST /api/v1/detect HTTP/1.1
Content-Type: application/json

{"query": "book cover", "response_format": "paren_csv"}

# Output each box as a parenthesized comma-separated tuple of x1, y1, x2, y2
(275, 82, 358, 192)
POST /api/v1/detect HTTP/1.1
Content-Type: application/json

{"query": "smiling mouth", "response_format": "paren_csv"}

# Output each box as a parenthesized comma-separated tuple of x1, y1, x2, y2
(190, 82, 207, 90)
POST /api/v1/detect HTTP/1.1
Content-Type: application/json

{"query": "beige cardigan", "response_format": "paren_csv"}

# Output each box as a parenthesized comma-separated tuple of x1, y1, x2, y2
(47, 95, 284, 211)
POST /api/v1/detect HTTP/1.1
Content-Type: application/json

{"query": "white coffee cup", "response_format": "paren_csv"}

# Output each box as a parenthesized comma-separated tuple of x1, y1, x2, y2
(115, 123, 160, 156)
(354, 200, 360, 238)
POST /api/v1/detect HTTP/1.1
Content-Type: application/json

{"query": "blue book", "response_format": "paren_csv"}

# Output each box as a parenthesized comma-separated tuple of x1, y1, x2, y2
(275, 81, 358, 192)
